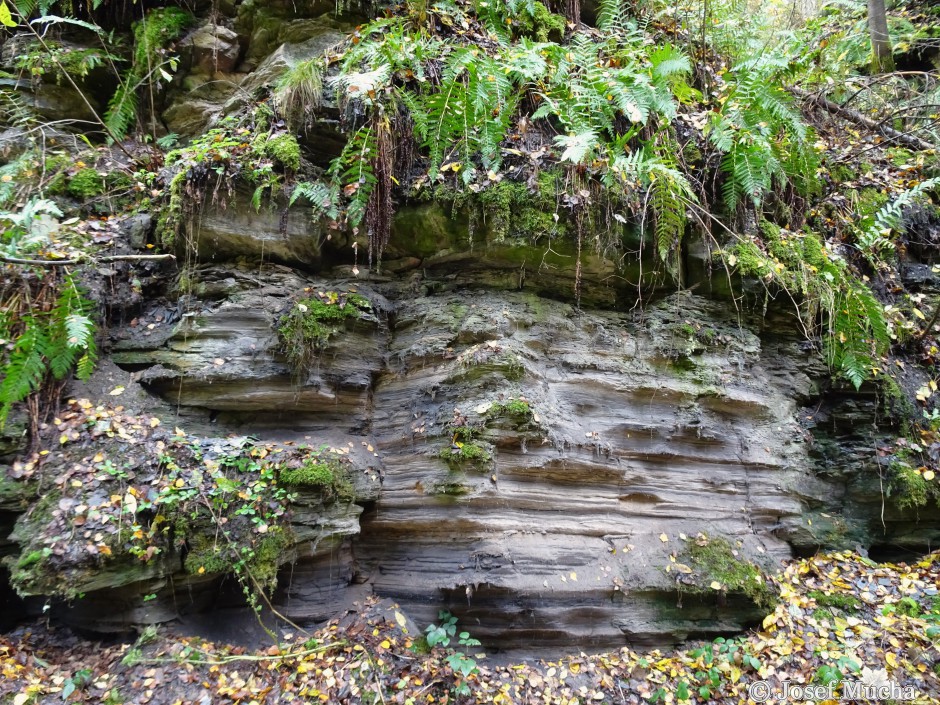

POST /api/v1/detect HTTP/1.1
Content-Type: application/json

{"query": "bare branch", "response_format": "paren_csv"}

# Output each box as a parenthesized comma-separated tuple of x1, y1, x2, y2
(1, 254, 176, 266)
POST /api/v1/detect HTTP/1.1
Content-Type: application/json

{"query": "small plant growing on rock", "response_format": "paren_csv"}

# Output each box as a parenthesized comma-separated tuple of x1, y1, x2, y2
(439, 438, 491, 465)
(279, 449, 356, 503)
(277, 291, 371, 377)
(486, 398, 533, 421)
(681, 534, 777, 610)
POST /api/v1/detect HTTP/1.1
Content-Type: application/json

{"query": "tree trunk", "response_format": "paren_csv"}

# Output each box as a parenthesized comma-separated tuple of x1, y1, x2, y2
(867, 0, 895, 73)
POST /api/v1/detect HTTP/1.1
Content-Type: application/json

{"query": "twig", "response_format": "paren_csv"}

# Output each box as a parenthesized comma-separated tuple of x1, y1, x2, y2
(916, 303, 940, 341)
(1, 254, 176, 266)
(136, 641, 344, 666)
(792, 87, 936, 152)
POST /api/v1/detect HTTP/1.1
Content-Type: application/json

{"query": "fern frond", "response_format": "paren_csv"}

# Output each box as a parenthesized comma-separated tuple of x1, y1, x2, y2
(0, 320, 47, 428)
(859, 176, 940, 256)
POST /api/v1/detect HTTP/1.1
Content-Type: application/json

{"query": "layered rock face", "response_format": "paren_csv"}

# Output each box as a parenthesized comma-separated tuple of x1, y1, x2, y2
(71, 200, 934, 649)
(1, 0, 936, 651)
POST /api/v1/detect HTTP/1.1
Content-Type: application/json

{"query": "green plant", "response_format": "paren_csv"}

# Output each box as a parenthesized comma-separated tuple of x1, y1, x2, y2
(278, 450, 355, 502)
(424, 611, 483, 696)
(887, 455, 939, 510)
(66, 167, 104, 199)
(0, 269, 96, 430)
(277, 291, 371, 377)
(683, 534, 776, 609)
(882, 596, 922, 618)
(61, 668, 94, 699)
(857, 176, 940, 260)
(486, 398, 533, 420)
(161, 113, 303, 245)
(728, 225, 889, 389)
(707, 56, 819, 216)
(274, 58, 325, 130)
(807, 590, 861, 613)
(105, 6, 192, 140)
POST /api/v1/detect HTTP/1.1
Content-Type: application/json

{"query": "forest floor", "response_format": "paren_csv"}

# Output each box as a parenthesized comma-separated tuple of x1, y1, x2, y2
(1, 550, 938, 704)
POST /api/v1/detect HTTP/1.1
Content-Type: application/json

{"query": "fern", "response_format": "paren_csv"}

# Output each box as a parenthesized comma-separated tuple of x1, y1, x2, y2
(0, 272, 97, 428)
(0, 322, 46, 427)
(826, 279, 890, 390)
(290, 180, 339, 221)
(104, 83, 139, 143)
(710, 59, 816, 215)
(859, 176, 940, 257)
(651, 165, 693, 278)
(328, 125, 379, 230)
(103, 6, 191, 140)
(416, 49, 518, 177)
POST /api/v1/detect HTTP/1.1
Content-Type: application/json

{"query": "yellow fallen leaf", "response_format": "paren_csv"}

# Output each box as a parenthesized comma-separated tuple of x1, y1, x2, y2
(379, 639, 391, 649)
(109, 385, 125, 396)
(710, 581, 723, 590)
(123, 492, 138, 514)
(150, 417, 160, 428)
(913, 308, 926, 320)
(674, 563, 693, 574)
(570, 572, 578, 581)
(924, 470, 935, 481)
(659, 533, 669, 543)
(394, 611, 408, 630)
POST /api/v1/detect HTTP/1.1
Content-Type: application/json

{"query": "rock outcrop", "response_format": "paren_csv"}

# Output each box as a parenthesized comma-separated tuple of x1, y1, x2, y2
(13, 204, 921, 650)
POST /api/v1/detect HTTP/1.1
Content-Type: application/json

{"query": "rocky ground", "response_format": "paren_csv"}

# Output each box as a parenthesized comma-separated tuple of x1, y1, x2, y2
(1, 551, 939, 704)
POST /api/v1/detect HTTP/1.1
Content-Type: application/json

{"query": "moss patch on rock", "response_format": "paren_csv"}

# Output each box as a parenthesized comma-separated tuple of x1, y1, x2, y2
(682, 534, 777, 610)
(277, 291, 371, 376)
(279, 452, 355, 502)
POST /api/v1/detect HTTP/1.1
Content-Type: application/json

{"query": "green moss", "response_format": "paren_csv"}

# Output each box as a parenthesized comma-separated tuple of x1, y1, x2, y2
(249, 530, 289, 590)
(829, 164, 855, 183)
(67, 168, 105, 199)
(487, 398, 533, 421)
(513, 1, 565, 41)
(886, 148, 913, 167)
(184, 535, 231, 576)
(458, 175, 562, 241)
(439, 440, 492, 466)
(0, 471, 34, 507)
(280, 456, 355, 502)
(280, 461, 335, 487)
(684, 535, 777, 610)
(855, 187, 889, 218)
(16, 549, 45, 570)
(682, 140, 703, 164)
(277, 292, 371, 374)
(134, 7, 192, 71)
(807, 590, 861, 613)
(889, 459, 938, 510)
(729, 239, 766, 277)
(429, 480, 472, 496)
(184, 529, 289, 591)
(262, 133, 302, 171)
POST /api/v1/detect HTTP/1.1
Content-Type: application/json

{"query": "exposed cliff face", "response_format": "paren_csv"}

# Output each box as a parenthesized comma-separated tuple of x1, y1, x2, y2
(0, 199, 916, 650)
(1, 0, 938, 653)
